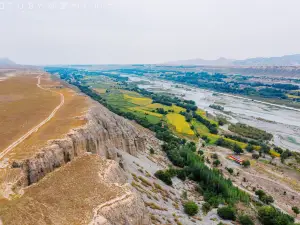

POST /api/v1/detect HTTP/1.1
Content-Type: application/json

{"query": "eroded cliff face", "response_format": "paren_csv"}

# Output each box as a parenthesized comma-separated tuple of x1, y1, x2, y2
(0, 154, 150, 225)
(13, 101, 155, 185)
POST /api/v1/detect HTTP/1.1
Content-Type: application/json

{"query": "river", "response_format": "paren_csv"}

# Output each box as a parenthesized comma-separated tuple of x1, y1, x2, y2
(127, 76, 300, 152)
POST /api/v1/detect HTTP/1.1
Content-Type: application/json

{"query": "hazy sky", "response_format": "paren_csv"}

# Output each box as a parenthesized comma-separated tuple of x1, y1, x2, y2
(1, 0, 300, 64)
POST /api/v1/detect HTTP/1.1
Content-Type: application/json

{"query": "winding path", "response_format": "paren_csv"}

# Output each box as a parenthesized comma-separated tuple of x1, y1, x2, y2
(0, 76, 65, 160)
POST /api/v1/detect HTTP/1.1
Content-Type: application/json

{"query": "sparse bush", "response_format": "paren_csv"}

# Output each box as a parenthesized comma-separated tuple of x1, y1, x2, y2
(255, 189, 274, 204)
(154, 170, 172, 185)
(212, 153, 219, 159)
(202, 202, 211, 214)
(242, 160, 251, 168)
(292, 206, 299, 216)
(217, 206, 236, 221)
(213, 159, 221, 167)
(145, 202, 167, 211)
(138, 176, 152, 187)
(177, 169, 187, 181)
(252, 153, 260, 159)
(153, 183, 163, 191)
(255, 189, 265, 198)
(239, 215, 254, 225)
(181, 191, 188, 200)
(261, 195, 274, 204)
(233, 144, 244, 154)
(281, 149, 292, 163)
(150, 148, 155, 154)
(226, 167, 234, 174)
(246, 144, 254, 152)
(184, 201, 199, 216)
(274, 147, 283, 154)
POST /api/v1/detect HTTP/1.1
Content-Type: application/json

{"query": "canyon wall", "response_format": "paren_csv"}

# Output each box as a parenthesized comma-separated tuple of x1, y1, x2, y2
(13, 101, 155, 186)
(0, 99, 158, 225)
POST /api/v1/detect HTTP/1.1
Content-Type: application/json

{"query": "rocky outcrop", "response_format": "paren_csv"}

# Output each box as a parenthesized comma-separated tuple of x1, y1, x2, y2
(89, 186, 150, 225)
(13, 101, 155, 186)
(0, 154, 151, 225)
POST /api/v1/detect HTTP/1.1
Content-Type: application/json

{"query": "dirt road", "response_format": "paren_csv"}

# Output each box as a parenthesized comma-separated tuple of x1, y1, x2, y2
(0, 75, 64, 160)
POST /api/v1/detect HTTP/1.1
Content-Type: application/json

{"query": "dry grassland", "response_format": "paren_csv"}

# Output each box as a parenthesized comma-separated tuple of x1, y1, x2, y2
(0, 73, 61, 152)
(4, 73, 89, 161)
(0, 155, 127, 225)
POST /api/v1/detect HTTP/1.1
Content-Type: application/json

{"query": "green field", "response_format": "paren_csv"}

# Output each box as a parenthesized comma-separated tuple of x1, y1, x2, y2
(146, 103, 186, 113)
(89, 77, 252, 148)
(94, 88, 106, 94)
(103, 89, 251, 146)
(124, 94, 153, 106)
(129, 107, 163, 118)
(101, 89, 197, 136)
(127, 108, 162, 124)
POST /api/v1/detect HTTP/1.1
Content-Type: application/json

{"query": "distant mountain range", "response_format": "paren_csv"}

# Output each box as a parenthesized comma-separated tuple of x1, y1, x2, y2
(0, 58, 16, 66)
(166, 57, 234, 66)
(165, 54, 300, 66)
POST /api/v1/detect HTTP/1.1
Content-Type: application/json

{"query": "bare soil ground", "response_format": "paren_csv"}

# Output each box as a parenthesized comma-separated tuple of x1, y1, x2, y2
(0, 72, 61, 152)
(0, 71, 89, 162)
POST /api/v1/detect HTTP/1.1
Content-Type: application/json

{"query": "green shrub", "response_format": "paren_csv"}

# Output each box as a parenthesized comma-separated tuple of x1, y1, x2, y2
(184, 201, 199, 216)
(246, 144, 254, 152)
(258, 206, 294, 225)
(226, 167, 234, 174)
(181, 191, 188, 200)
(252, 153, 260, 159)
(154, 170, 172, 185)
(204, 193, 225, 208)
(150, 148, 155, 154)
(212, 153, 219, 159)
(260, 195, 274, 204)
(292, 206, 299, 216)
(233, 144, 244, 154)
(198, 150, 204, 155)
(213, 159, 221, 167)
(239, 215, 254, 225)
(202, 202, 211, 214)
(255, 189, 265, 198)
(255, 189, 274, 204)
(242, 160, 251, 168)
(177, 169, 187, 181)
(217, 206, 236, 221)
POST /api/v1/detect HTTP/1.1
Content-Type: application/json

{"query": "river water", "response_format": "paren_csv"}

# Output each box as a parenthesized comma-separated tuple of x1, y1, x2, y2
(128, 76, 300, 152)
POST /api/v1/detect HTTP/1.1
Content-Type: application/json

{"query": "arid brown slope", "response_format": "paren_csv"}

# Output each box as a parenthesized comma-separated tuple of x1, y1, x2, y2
(0, 71, 156, 225)
(5, 73, 89, 161)
(0, 154, 149, 225)
(0, 72, 61, 152)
